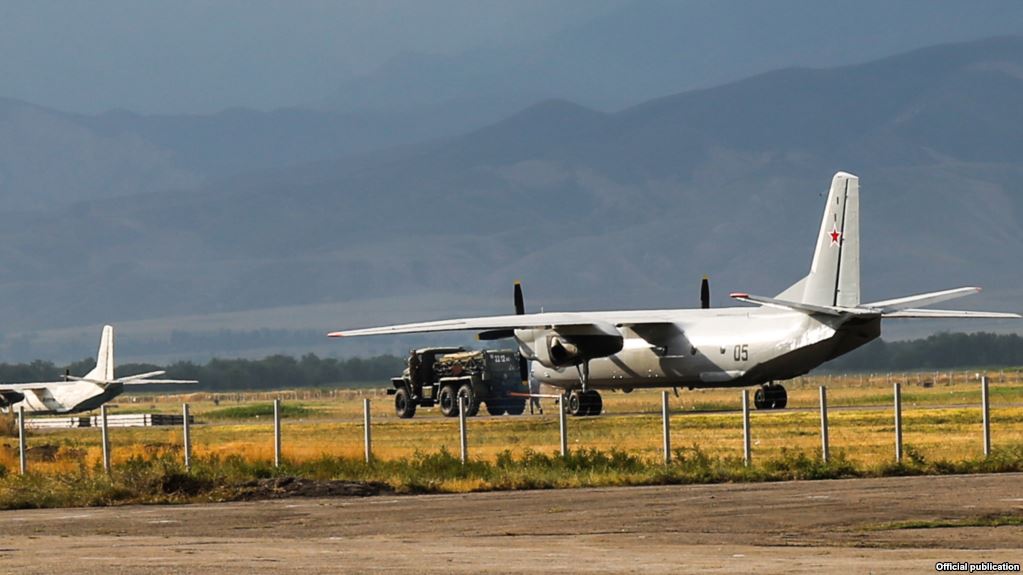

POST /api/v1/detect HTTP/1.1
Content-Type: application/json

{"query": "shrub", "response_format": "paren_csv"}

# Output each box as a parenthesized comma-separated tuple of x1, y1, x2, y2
(0, 413, 16, 437)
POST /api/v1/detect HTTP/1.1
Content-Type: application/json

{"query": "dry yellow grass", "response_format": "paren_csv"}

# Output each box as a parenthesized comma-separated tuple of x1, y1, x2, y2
(4, 370, 1021, 475)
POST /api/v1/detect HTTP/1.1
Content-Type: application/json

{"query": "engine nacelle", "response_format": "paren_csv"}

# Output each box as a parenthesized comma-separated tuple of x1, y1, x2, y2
(0, 391, 25, 408)
(548, 336, 579, 365)
(516, 328, 623, 369)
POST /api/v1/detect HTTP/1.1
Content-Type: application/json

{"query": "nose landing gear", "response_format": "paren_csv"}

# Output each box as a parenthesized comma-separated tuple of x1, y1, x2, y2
(753, 383, 787, 410)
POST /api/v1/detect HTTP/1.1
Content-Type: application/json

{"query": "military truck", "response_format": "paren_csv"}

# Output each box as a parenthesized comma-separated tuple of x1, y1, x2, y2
(388, 347, 528, 418)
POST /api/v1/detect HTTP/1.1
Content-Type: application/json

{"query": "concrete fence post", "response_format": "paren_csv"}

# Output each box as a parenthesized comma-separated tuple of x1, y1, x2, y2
(17, 405, 26, 475)
(893, 382, 903, 463)
(981, 375, 991, 456)
(661, 391, 671, 464)
(459, 396, 468, 465)
(819, 386, 829, 463)
(363, 398, 372, 464)
(741, 389, 751, 467)
(559, 397, 568, 458)
(182, 403, 191, 471)
(273, 398, 282, 467)
(100, 405, 111, 473)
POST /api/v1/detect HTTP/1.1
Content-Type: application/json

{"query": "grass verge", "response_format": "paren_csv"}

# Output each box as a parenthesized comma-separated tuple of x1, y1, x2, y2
(204, 403, 316, 420)
(1, 443, 1021, 510)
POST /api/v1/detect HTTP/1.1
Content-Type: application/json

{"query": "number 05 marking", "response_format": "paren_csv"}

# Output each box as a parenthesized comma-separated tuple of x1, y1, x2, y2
(733, 344, 749, 362)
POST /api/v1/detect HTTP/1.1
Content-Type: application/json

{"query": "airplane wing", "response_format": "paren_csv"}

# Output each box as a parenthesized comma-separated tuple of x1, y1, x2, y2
(329, 312, 621, 338)
(0, 382, 73, 391)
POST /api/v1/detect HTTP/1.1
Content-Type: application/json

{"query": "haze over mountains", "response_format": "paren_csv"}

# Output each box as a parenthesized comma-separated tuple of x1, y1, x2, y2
(6, 0, 1023, 211)
(2, 31, 1023, 361)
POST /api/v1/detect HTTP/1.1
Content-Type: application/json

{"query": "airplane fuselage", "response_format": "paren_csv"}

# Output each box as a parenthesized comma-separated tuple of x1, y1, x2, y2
(520, 306, 880, 391)
(3, 381, 123, 415)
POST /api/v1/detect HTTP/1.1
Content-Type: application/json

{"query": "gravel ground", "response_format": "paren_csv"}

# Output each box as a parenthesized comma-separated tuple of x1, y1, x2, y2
(1, 473, 1020, 574)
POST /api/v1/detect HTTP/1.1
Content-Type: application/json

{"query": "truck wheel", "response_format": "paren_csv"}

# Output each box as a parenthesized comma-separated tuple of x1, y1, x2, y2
(457, 383, 479, 417)
(439, 384, 459, 417)
(504, 398, 526, 416)
(394, 387, 417, 419)
(485, 401, 506, 416)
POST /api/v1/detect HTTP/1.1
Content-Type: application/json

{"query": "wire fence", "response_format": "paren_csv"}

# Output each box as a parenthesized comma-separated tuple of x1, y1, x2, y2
(8, 373, 1019, 476)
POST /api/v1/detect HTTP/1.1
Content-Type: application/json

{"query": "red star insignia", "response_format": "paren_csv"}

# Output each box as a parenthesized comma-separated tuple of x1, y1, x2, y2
(829, 226, 842, 246)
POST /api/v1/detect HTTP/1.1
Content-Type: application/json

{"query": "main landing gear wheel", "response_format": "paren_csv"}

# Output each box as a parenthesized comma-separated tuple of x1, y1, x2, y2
(566, 389, 603, 416)
(438, 384, 459, 417)
(754, 383, 787, 410)
(584, 389, 602, 415)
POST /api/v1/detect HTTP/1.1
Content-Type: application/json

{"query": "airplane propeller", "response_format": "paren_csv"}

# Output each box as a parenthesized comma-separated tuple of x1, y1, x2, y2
(701, 276, 710, 309)
(514, 281, 529, 384)
(474, 282, 530, 384)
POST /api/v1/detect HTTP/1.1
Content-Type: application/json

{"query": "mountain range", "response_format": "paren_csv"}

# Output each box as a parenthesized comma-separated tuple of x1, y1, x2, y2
(1, 35, 1022, 361)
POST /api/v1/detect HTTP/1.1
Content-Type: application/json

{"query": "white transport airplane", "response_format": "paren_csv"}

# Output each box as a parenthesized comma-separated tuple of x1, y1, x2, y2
(0, 325, 197, 415)
(329, 172, 1020, 416)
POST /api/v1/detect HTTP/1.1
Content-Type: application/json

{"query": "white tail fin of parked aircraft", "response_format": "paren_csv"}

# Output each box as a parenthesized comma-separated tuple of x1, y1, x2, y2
(777, 171, 860, 307)
(0, 325, 197, 414)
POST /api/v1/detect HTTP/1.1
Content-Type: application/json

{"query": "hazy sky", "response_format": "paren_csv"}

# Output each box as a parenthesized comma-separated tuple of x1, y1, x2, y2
(3, 1, 1021, 116)
(0, 0, 622, 114)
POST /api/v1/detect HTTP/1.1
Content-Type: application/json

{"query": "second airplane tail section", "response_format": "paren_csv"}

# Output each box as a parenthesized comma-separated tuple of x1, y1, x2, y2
(84, 325, 114, 382)
(778, 171, 860, 307)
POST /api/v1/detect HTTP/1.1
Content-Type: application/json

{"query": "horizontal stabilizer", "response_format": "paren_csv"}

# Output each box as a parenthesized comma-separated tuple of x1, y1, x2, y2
(121, 379, 198, 385)
(729, 293, 856, 316)
(863, 287, 982, 312)
(115, 370, 166, 382)
(66, 371, 197, 385)
(115, 370, 197, 385)
(882, 308, 1021, 319)
(64, 375, 100, 383)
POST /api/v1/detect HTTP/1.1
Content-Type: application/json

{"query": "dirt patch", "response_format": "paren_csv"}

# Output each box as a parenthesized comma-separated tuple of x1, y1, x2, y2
(26, 443, 59, 461)
(234, 476, 391, 500)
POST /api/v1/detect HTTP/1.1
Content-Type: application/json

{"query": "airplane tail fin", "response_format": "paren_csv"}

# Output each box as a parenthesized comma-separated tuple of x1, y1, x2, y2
(83, 325, 114, 383)
(777, 172, 860, 307)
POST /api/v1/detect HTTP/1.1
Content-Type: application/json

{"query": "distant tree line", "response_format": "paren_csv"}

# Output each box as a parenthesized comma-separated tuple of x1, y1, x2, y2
(821, 332, 1023, 372)
(0, 332, 1019, 390)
